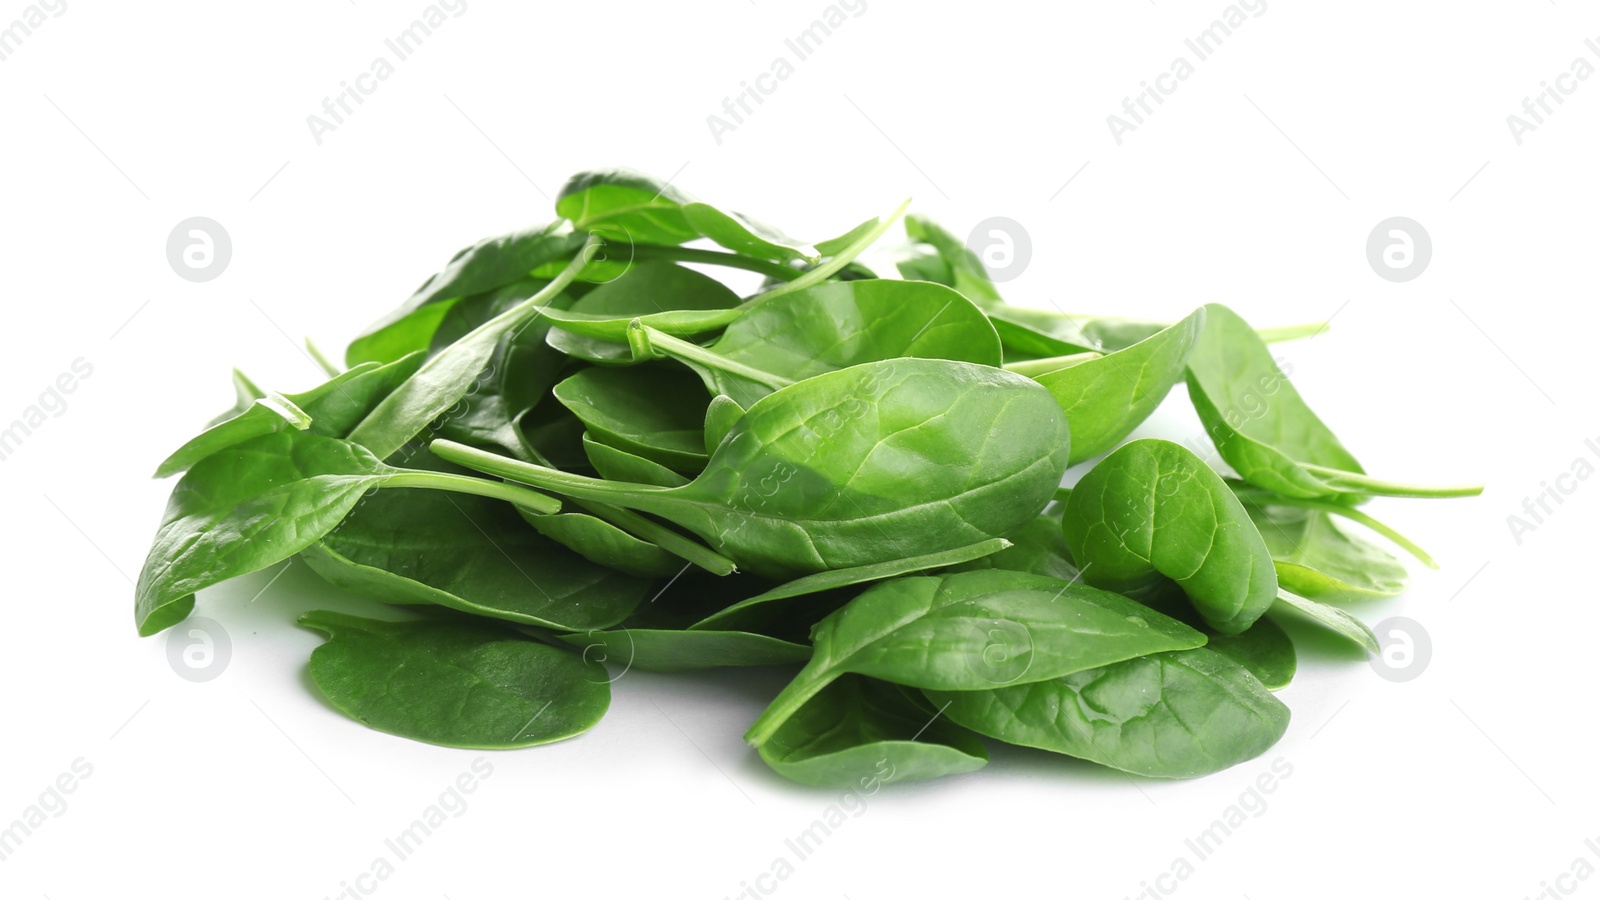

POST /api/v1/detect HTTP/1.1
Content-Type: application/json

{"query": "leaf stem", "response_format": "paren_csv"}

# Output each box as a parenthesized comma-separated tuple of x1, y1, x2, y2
(382, 470, 562, 516)
(758, 198, 911, 300)
(1234, 488, 1438, 569)
(579, 503, 737, 576)
(630, 322, 795, 391)
(743, 665, 833, 747)
(430, 440, 670, 507)
(1004, 352, 1103, 378)
(625, 244, 801, 282)
(1256, 322, 1328, 344)
(1300, 465, 1485, 500)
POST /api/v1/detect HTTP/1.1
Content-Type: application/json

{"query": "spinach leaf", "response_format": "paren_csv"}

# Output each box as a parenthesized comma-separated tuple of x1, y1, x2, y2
(346, 237, 601, 459)
(435, 358, 1072, 579)
(929, 647, 1289, 779)
(582, 433, 689, 487)
(207, 369, 266, 427)
(347, 222, 585, 366)
(517, 506, 685, 579)
(1273, 590, 1379, 654)
(299, 463, 651, 630)
(690, 539, 1014, 634)
(156, 353, 424, 478)
(300, 611, 609, 748)
(1186, 303, 1482, 500)
(1027, 308, 1206, 464)
(1062, 439, 1277, 635)
(1244, 502, 1408, 602)
(744, 570, 1206, 746)
(542, 259, 743, 364)
(637, 279, 1003, 408)
(558, 627, 811, 673)
(704, 395, 744, 454)
(948, 513, 1077, 581)
(134, 430, 559, 636)
(552, 365, 712, 472)
(1205, 617, 1297, 690)
(760, 676, 987, 787)
(898, 213, 1003, 307)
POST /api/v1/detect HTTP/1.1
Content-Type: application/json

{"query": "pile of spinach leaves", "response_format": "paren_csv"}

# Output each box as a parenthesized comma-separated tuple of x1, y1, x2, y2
(135, 168, 1479, 785)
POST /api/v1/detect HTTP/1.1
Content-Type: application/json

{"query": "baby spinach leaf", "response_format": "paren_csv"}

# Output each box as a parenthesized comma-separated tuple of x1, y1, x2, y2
(517, 507, 685, 579)
(300, 611, 609, 749)
(744, 570, 1206, 746)
(1273, 590, 1379, 654)
(704, 395, 744, 454)
(759, 676, 988, 787)
(582, 433, 689, 487)
(1186, 304, 1482, 500)
(435, 358, 1072, 579)
(639, 279, 1003, 408)
(300, 467, 651, 630)
(346, 237, 600, 459)
(1029, 308, 1206, 464)
(1244, 503, 1408, 602)
(156, 353, 425, 478)
(680, 201, 818, 263)
(553, 365, 712, 472)
(135, 430, 561, 636)
(690, 539, 1014, 634)
(1062, 439, 1278, 635)
(948, 513, 1077, 581)
(1205, 617, 1297, 690)
(929, 646, 1289, 779)
(207, 369, 266, 427)
(898, 213, 1003, 307)
(558, 627, 811, 673)
(348, 222, 586, 366)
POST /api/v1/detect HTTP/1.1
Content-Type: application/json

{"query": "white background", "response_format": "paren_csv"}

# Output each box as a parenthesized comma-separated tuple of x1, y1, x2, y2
(2, 1, 1597, 898)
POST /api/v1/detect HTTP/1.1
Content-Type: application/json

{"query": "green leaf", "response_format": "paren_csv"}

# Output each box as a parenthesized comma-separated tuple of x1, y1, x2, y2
(681, 201, 817, 263)
(947, 513, 1077, 581)
(691, 539, 1012, 634)
(553, 365, 711, 472)
(581, 433, 689, 487)
(760, 676, 987, 787)
(929, 647, 1289, 779)
(1244, 503, 1408, 601)
(556, 168, 702, 246)
(542, 259, 744, 363)
(136, 432, 396, 636)
(744, 570, 1206, 746)
(300, 611, 609, 749)
(704, 395, 744, 454)
(517, 507, 685, 579)
(1205, 617, 1297, 690)
(436, 358, 1072, 580)
(156, 354, 424, 478)
(645, 279, 1003, 408)
(557, 627, 811, 673)
(1029, 308, 1206, 464)
(347, 222, 585, 366)
(299, 467, 652, 630)
(899, 213, 1003, 307)
(1273, 590, 1380, 654)
(346, 238, 601, 459)
(1062, 439, 1278, 635)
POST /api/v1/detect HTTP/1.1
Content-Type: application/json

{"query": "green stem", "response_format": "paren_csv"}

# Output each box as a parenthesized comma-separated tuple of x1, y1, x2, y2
(1234, 489, 1438, 569)
(758, 198, 911, 300)
(382, 470, 561, 516)
(580, 503, 737, 576)
(305, 338, 342, 377)
(1299, 465, 1484, 500)
(743, 665, 833, 747)
(431, 439, 671, 508)
(1256, 322, 1328, 344)
(1004, 352, 1102, 378)
(630, 323, 794, 391)
(626, 244, 801, 282)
